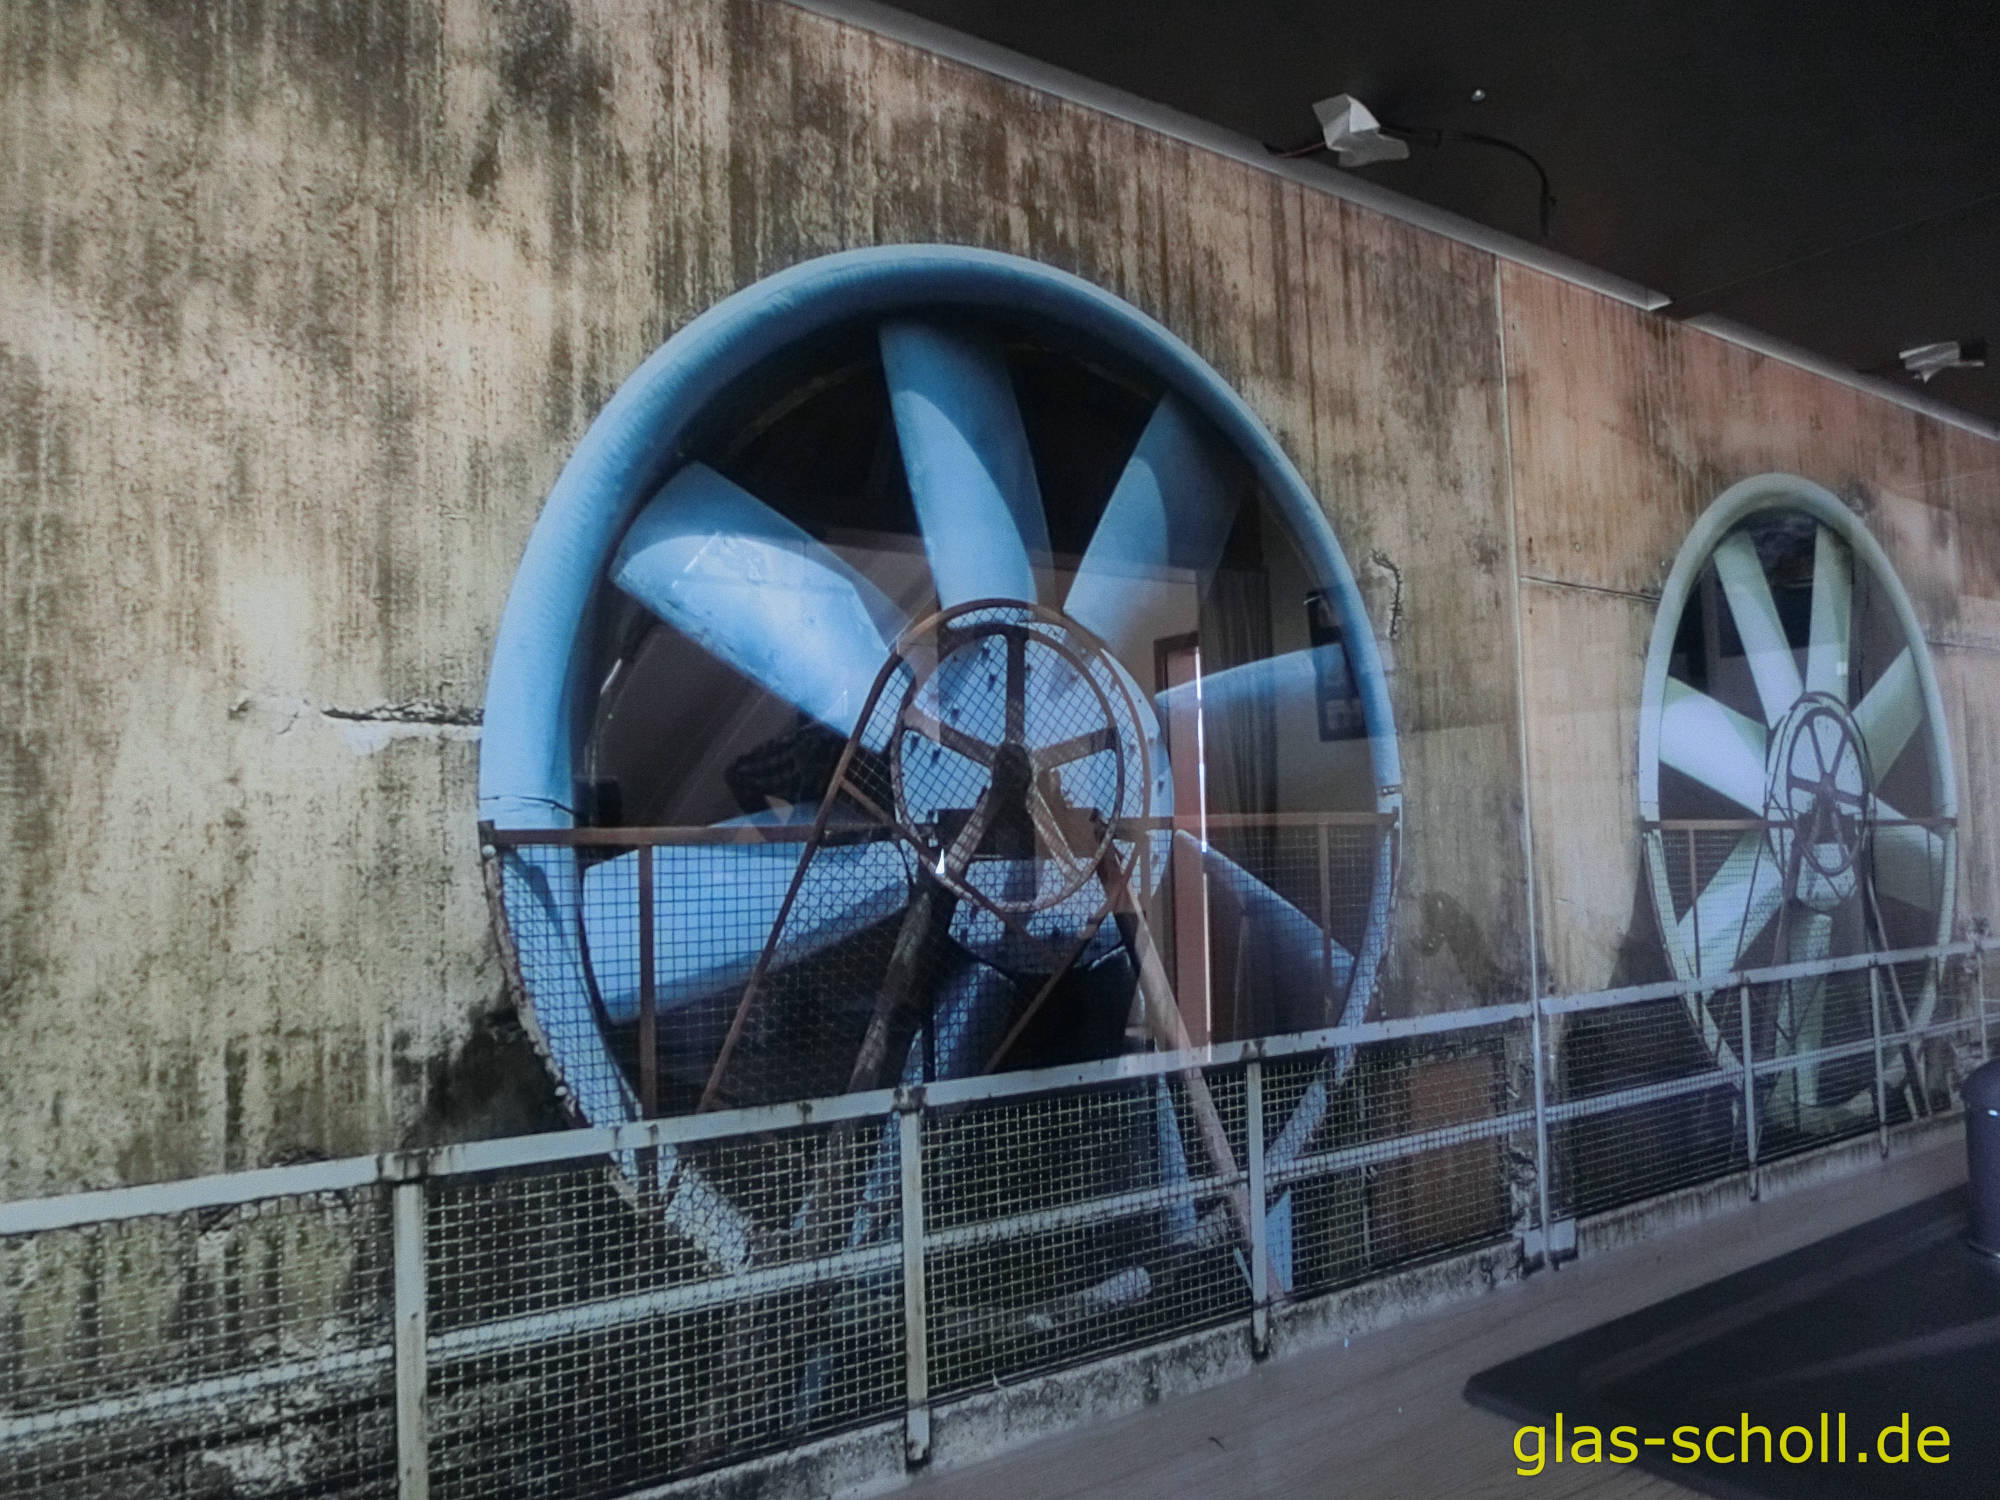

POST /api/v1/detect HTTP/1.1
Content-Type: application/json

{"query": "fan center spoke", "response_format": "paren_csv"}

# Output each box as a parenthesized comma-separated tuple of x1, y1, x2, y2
(1762, 691, 1873, 908)
(902, 702, 998, 768)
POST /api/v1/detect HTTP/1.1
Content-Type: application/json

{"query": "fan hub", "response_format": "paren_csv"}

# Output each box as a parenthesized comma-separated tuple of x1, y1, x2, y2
(1762, 691, 1871, 911)
(888, 602, 1145, 916)
(990, 739, 1035, 798)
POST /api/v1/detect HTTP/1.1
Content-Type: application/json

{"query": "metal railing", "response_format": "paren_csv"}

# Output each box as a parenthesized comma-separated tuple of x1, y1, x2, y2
(483, 810, 1399, 1122)
(0, 938, 1988, 1498)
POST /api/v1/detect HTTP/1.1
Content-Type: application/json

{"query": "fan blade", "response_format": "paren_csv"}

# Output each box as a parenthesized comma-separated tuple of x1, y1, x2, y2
(845, 960, 1020, 1248)
(1155, 1074, 1293, 1290)
(1676, 831, 1785, 980)
(1064, 394, 1238, 665)
(1266, 1190, 1295, 1294)
(1805, 528, 1853, 701)
(1872, 810, 1948, 910)
(1156, 1077, 1198, 1247)
(580, 839, 909, 1023)
(1155, 842, 1340, 1294)
(880, 320, 1050, 607)
(1660, 679, 1768, 812)
(1789, 904, 1833, 966)
(914, 959, 1022, 1084)
(1780, 908, 1835, 1108)
(611, 464, 900, 736)
(1181, 831, 1355, 1022)
(1154, 644, 1355, 758)
(1855, 647, 1921, 785)
(1713, 532, 1804, 727)
(501, 845, 641, 1128)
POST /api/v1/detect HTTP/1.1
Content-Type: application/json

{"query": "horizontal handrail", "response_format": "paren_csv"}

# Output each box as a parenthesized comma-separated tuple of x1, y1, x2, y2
(1541, 940, 1974, 1017)
(1, 930, 1987, 1495)
(2, 938, 1984, 1235)
(1648, 815, 1956, 832)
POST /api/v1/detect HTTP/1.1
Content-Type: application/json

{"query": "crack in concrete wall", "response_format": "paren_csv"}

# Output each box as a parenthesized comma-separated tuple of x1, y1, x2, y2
(320, 701, 483, 727)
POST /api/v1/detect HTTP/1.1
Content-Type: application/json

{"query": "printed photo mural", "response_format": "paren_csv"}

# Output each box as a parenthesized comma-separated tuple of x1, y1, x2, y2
(479, 245, 1406, 1323)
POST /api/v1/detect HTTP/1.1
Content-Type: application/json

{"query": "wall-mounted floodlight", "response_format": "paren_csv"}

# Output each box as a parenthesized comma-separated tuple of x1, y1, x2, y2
(1899, 339, 1986, 383)
(1270, 94, 1553, 238)
(1312, 95, 1411, 167)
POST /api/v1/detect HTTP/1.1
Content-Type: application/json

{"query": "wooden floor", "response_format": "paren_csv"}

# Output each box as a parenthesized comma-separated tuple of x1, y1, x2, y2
(908, 1143, 1966, 1499)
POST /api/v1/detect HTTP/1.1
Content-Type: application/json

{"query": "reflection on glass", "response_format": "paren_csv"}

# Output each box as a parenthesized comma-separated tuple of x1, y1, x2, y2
(565, 316, 1390, 1115)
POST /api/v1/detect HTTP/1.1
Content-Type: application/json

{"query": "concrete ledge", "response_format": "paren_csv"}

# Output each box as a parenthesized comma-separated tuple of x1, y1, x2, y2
(632, 1422, 908, 1500)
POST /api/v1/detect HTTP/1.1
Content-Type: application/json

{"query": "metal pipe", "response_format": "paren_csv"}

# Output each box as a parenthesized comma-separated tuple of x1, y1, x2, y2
(0, 1348, 391, 1446)
(430, 1242, 901, 1363)
(1980, 941, 1990, 1062)
(1275, 1107, 1538, 1189)
(1871, 964, 1890, 1157)
(1, 939, 1981, 1242)
(1530, 992, 1555, 1267)
(1317, 824, 1334, 1006)
(1542, 939, 1974, 1017)
(1740, 982, 1758, 1197)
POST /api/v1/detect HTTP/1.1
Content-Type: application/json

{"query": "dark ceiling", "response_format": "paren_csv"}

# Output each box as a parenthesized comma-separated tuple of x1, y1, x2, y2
(878, 0, 2000, 426)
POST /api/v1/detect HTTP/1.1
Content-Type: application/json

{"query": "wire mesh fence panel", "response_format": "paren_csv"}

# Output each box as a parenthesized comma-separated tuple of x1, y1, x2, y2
(922, 1066, 1252, 1398)
(424, 1114, 905, 1499)
(1552, 993, 1747, 1220)
(497, 829, 906, 1124)
(1263, 1026, 1524, 1300)
(1881, 954, 1981, 1123)
(0, 935, 1987, 1498)
(1747, 967, 1881, 1165)
(1655, 825, 1776, 986)
(0, 1188, 394, 1500)
(496, 840, 630, 1127)
(494, 807, 1395, 1135)
(1202, 818, 1390, 1038)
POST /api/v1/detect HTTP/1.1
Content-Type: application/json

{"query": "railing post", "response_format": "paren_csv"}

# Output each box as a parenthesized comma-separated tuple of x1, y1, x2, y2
(1245, 1052, 1270, 1357)
(1869, 963, 1890, 1158)
(898, 1089, 930, 1467)
(637, 841, 658, 1119)
(392, 1171, 430, 1500)
(1530, 990, 1555, 1269)
(1740, 982, 1758, 1198)
(1979, 941, 1990, 1064)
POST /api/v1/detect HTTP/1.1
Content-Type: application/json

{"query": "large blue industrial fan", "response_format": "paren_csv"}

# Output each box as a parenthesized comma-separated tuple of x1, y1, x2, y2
(479, 247, 1400, 1297)
(1638, 474, 1957, 1143)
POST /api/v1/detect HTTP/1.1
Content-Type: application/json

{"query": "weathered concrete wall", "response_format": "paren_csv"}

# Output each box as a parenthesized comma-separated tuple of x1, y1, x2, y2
(2, 0, 1994, 1196)
(1503, 266, 2000, 992)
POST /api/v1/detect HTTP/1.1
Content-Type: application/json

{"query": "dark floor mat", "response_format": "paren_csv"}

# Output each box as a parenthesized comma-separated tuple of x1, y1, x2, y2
(1466, 1188, 2000, 1498)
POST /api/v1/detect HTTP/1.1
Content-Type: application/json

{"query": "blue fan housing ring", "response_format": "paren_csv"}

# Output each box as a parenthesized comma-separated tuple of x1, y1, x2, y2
(479, 245, 1401, 1125)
